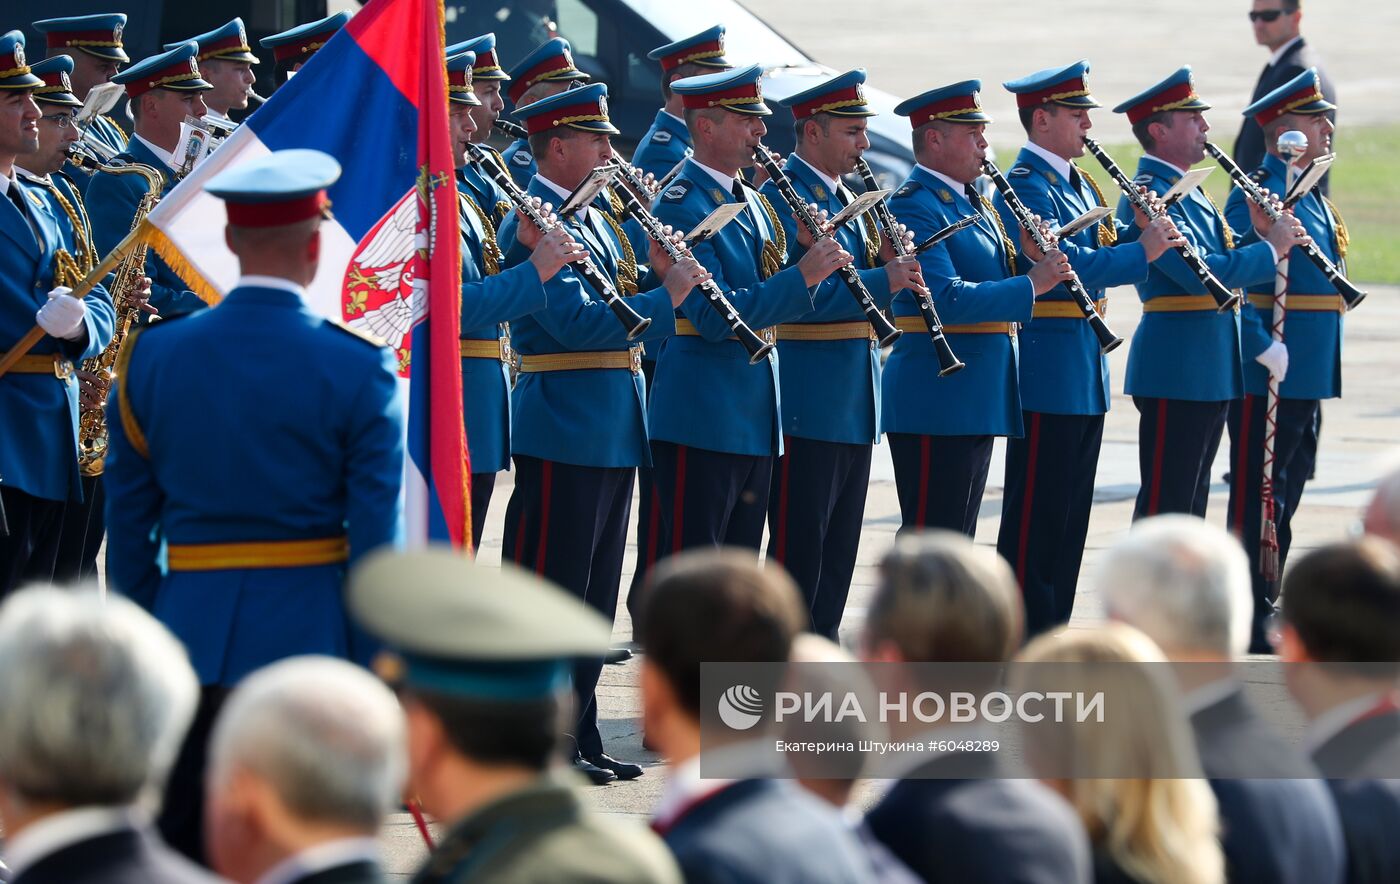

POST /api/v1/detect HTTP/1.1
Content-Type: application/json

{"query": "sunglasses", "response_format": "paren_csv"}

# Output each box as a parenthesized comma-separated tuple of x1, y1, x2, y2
(1249, 9, 1287, 22)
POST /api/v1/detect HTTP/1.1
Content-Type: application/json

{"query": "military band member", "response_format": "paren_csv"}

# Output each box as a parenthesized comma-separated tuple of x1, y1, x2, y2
(1225, 68, 1343, 652)
(16, 55, 133, 585)
(883, 80, 1072, 538)
(32, 13, 131, 177)
(164, 18, 258, 127)
(448, 50, 567, 548)
(632, 26, 731, 180)
(759, 70, 923, 640)
(103, 149, 404, 860)
(451, 33, 514, 226)
(0, 32, 115, 596)
(500, 38, 590, 187)
(647, 64, 847, 565)
(85, 43, 213, 318)
(349, 549, 682, 884)
(1112, 66, 1308, 520)
(495, 83, 707, 784)
(993, 61, 1183, 635)
(259, 11, 350, 86)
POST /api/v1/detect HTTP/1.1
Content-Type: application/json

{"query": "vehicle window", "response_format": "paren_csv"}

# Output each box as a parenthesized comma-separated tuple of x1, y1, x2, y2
(621, 0, 809, 66)
(444, 0, 604, 78)
(556, 0, 598, 56)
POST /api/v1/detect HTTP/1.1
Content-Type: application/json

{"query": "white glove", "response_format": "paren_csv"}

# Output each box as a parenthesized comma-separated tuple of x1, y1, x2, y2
(35, 287, 87, 341)
(1255, 341, 1289, 382)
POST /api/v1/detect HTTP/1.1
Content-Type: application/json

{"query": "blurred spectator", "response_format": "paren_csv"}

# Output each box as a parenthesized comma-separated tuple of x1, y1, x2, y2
(859, 532, 1092, 884)
(1361, 464, 1400, 544)
(1279, 539, 1400, 883)
(1234, 0, 1335, 191)
(204, 656, 406, 884)
(640, 549, 872, 883)
(1015, 624, 1225, 884)
(1098, 515, 1344, 884)
(0, 587, 213, 884)
(349, 548, 679, 883)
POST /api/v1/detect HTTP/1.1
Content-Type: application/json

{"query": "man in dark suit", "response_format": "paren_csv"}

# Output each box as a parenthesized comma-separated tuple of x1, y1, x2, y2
(860, 533, 1092, 884)
(1279, 539, 1400, 884)
(1099, 515, 1345, 884)
(0, 587, 213, 884)
(1234, 0, 1335, 189)
(204, 657, 404, 884)
(641, 550, 873, 884)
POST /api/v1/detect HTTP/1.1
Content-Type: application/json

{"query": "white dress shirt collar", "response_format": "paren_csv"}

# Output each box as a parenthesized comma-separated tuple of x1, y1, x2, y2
(236, 275, 308, 298)
(133, 134, 180, 174)
(791, 153, 841, 195)
(254, 836, 382, 884)
(1305, 692, 1386, 753)
(1023, 141, 1075, 184)
(653, 755, 734, 831)
(663, 110, 686, 127)
(1143, 153, 1191, 179)
(916, 163, 974, 202)
(1268, 35, 1303, 68)
(1181, 677, 1241, 717)
(689, 158, 737, 196)
(536, 173, 595, 224)
(2, 806, 142, 879)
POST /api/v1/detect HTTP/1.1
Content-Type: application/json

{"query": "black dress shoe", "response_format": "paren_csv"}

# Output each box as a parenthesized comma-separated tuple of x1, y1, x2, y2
(572, 756, 618, 785)
(604, 646, 633, 665)
(584, 753, 644, 780)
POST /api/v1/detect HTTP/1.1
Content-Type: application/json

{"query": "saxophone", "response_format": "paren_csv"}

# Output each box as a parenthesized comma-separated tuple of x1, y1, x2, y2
(66, 145, 165, 476)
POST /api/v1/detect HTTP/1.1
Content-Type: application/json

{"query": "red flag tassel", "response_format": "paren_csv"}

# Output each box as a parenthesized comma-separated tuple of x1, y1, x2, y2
(409, 798, 436, 850)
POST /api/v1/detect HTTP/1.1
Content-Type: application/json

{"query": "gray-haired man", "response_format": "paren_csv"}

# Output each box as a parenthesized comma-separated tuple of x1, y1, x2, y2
(0, 587, 211, 884)
(204, 656, 406, 884)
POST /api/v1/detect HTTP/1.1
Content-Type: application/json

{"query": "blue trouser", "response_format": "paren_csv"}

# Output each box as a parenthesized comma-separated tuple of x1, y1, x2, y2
(888, 432, 994, 538)
(1132, 397, 1229, 520)
(502, 455, 633, 757)
(766, 435, 872, 641)
(649, 440, 774, 558)
(997, 412, 1104, 638)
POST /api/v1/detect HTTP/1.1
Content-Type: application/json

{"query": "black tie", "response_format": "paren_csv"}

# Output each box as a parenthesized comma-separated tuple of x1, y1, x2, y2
(1069, 165, 1082, 193)
(6, 182, 29, 220)
(834, 183, 852, 207)
(964, 182, 984, 213)
(732, 180, 747, 203)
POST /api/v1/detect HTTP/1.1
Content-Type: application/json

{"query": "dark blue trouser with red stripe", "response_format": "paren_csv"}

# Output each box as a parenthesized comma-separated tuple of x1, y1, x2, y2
(765, 436, 872, 640)
(887, 433, 994, 538)
(1132, 397, 1229, 520)
(469, 471, 495, 553)
(996, 411, 1104, 637)
(648, 440, 773, 567)
(1226, 394, 1320, 651)
(502, 455, 634, 758)
(625, 358, 657, 640)
(53, 474, 103, 583)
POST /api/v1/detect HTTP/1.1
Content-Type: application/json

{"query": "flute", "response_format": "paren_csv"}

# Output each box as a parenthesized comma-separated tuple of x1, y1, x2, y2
(982, 159, 1123, 354)
(752, 146, 902, 347)
(606, 164, 774, 365)
(1083, 136, 1240, 313)
(467, 144, 651, 340)
(1204, 141, 1364, 311)
(853, 158, 963, 376)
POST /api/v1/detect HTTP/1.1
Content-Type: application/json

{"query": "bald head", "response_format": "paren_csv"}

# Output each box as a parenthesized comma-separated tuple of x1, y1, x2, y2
(1363, 465, 1400, 545)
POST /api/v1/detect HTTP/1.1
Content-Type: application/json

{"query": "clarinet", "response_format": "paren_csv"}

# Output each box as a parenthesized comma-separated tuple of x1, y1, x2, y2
(982, 159, 1123, 354)
(853, 158, 963, 376)
(752, 146, 902, 347)
(606, 165, 775, 365)
(467, 144, 651, 340)
(1204, 141, 1365, 311)
(493, 118, 527, 139)
(1083, 136, 1241, 313)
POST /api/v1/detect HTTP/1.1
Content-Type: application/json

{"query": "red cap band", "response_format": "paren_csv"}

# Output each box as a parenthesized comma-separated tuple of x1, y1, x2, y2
(659, 39, 724, 73)
(792, 84, 864, 120)
(1015, 77, 1089, 109)
(523, 99, 606, 135)
(49, 28, 123, 47)
(1252, 83, 1326, 125)
(507, 57, 576, 104)
(225, 191, 329, 227)
(271, 37, 327, 63)
(907, 95, 981, 128)
(198, 34, 252, 60)
(1124, 81, 1196, 125)
(471, 48, 503, 76)
(679, 81, 762, 111)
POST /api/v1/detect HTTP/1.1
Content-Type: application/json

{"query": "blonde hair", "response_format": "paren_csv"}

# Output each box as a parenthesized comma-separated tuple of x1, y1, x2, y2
(1015, 624, 1224, 884)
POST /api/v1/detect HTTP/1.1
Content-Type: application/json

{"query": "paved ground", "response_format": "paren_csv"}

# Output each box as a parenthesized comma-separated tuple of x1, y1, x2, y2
(740, 0, 1399, 148)
(380, 281, 1400, 876)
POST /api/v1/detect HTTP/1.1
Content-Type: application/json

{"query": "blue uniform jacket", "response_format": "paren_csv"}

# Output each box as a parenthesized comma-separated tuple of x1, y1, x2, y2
(649, 159, 817, 457)
(631, 110, 691, 180)
(994, 148, 1149, 415)
(760, 155, 890, 444)
(883, 165, 1034, 437)
(104, 285, 404, 685)
(1225, 153, 1344, 401)
(85, 138, 207, 318)
(0, 175, 115, 503)
(1117, 156, 1275, 401)
(501, 137, 535, 189)
(459, 162, 511, 228)
(458, 177, 547, 474)
(498, 177, 677, 468)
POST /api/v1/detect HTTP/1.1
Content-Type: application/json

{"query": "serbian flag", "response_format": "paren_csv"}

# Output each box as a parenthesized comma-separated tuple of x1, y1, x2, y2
(138, 0, 472, 547)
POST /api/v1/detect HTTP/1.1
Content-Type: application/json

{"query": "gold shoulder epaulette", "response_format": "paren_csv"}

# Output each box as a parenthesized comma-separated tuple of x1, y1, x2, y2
(115, 326, 150, 459)
(326, 319, 388, 348)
